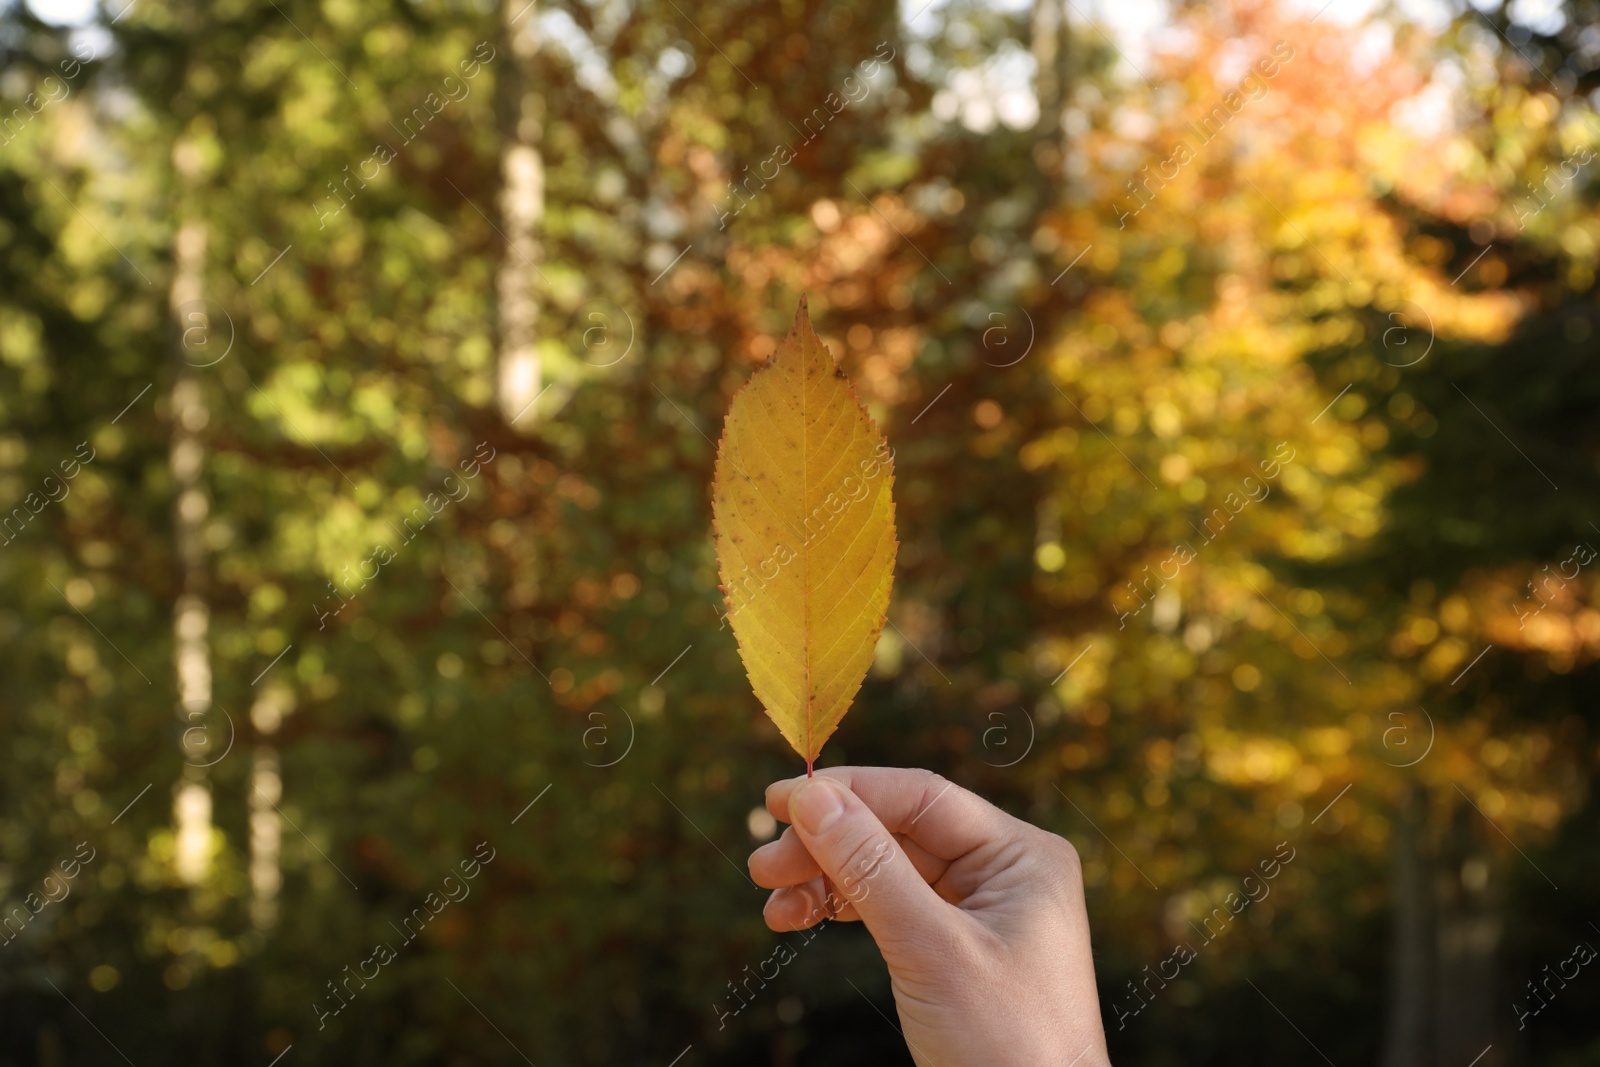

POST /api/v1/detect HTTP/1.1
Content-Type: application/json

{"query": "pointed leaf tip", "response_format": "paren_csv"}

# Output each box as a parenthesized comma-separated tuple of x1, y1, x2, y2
(788, 294, 812, 341)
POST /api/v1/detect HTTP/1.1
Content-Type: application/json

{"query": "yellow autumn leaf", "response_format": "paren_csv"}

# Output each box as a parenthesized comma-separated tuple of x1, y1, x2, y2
(712, 296, 898, 773)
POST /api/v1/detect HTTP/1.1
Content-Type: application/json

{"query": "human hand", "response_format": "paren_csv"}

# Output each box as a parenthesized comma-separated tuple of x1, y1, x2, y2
(748, 766, 1110, 1067)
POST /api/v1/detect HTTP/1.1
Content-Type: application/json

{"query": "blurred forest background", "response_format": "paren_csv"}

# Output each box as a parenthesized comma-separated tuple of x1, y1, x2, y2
(1, 0, 1598, 1062)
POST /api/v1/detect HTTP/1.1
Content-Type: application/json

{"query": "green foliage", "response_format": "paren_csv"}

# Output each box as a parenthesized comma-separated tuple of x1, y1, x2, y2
(1, 0, 1597, 1064)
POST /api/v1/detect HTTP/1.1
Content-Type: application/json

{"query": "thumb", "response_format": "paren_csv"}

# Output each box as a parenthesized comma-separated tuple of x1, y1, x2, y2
(787, 776, 946, 944)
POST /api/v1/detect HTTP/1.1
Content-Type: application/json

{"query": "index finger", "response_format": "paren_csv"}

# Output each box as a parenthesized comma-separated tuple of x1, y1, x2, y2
(765, 766, 1019, 863)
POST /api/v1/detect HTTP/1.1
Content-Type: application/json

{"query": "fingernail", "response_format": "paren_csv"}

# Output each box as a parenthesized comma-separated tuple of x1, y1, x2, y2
(792, 779, 845, 834)
(779, 883, 815, 915)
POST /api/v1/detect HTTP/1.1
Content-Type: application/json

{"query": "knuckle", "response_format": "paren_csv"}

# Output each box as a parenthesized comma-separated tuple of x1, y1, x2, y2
(1047, 830, 1080, 868)
(917, 770, 951, 799)
(909, 772, 957, 819)
(1031, 829, 1082, 879)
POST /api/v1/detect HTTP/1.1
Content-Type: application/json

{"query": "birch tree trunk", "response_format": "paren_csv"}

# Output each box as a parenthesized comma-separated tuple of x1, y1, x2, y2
(496, 0, 545, 429)
(1031, 0, 1062, 138)
(1031, 0, 1069, 193)
(249, 684, 293, 929)
(168, 169, 213, 884)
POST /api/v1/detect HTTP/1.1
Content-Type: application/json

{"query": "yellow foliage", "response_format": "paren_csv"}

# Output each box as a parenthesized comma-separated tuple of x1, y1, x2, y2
(712, 298, 898, 770)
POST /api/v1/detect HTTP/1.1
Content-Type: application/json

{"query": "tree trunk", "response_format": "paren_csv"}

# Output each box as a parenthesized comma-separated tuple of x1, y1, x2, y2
(1031, 0, 1063, 138)
(1433, 800, 1503, 1067)
(169, 198, 212, 886)
(1030, 0, 1069, 194)
(496, 0, 545, 429)
(1382, 781, 1432, 1067)
(248, 684, 293, 929)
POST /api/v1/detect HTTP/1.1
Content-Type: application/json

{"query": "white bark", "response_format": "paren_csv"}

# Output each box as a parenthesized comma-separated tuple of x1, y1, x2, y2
(169, 209, 213, 887)
(1031, 0, 1063, 136)
(497, 0, 545, 429)
(249, 684, 294, 929)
